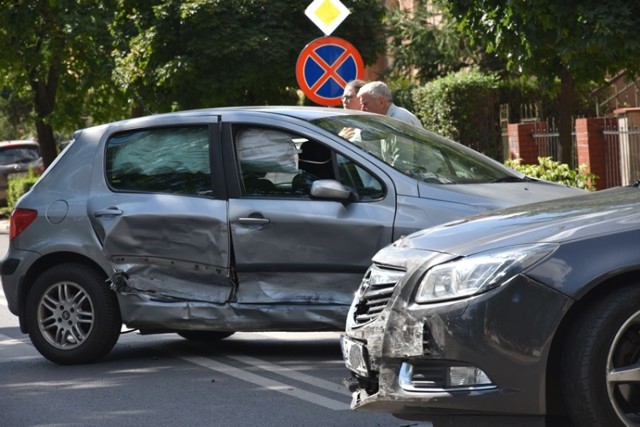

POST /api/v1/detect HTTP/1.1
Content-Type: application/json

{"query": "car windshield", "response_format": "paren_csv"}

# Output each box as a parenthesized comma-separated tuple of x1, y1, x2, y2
(311, 115, 518, 184)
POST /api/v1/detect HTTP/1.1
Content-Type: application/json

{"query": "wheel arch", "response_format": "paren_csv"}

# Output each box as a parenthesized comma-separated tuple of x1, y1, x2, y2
(17, 252, 112, 332)
(544, 269, 640, 416)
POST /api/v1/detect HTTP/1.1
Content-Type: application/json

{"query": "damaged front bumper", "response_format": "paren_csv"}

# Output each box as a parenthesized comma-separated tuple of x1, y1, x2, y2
(342, 271, 573, 419)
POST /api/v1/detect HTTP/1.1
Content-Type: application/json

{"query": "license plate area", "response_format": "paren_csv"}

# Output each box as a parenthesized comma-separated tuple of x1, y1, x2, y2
(340, 335, 370, 377)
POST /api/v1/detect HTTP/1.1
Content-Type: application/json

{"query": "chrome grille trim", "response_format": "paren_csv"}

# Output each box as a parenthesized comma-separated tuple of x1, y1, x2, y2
(352, 264, 405, 325)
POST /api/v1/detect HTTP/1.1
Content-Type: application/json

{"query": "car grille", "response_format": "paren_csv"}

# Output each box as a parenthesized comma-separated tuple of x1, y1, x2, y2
(352, 264, 405, 325)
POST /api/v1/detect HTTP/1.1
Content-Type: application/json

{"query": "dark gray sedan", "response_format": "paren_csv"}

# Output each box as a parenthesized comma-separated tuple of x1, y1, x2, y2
(1, 106, 581, 365)
(343, 185, 640, 426)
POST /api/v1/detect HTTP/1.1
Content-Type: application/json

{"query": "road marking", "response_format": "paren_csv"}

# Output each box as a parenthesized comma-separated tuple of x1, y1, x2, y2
(158, 347, 350, 411)
(228, 354, 349, 396)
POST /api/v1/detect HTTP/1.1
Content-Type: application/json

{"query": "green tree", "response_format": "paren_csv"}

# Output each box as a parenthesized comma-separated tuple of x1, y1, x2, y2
(0, 1, 129, 167)
(0, 88, 34, 141)
(442, 0, 640, 166)
(385, 0, 504, 83)
(112, 0, 386, 112)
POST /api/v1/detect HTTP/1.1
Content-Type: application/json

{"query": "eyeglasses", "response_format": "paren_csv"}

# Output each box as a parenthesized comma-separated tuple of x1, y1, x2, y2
(341, 95, 353, 102)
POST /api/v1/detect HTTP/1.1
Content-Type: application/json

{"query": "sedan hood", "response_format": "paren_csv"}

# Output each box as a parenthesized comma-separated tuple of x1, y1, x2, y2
(418, 178, 585, 211)
(397, 186, 640, 256)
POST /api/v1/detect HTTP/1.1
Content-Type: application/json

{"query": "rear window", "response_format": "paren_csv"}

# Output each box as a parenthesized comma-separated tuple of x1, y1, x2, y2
(0, 145, 40, 165)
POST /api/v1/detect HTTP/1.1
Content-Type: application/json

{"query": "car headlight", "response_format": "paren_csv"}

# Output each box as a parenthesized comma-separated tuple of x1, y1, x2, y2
(415, 243, 557, 303)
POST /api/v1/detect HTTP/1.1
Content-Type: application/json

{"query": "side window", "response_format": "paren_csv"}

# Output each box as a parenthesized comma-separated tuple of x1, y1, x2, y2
(106, 126, 212, 196)
(235, 127, 336, 197)
(234, 126, 383, 201)
(336, 154, 384, 201)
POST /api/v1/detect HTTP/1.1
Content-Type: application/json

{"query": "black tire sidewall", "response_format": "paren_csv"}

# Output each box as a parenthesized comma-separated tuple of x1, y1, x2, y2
(562, 285, 640, 426)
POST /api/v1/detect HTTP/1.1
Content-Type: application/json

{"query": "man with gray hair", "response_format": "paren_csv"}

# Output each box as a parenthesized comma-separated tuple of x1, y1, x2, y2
(357, 81, 422, 127)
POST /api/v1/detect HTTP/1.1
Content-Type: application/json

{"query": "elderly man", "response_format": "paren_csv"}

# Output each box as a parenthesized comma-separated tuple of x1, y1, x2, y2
(358, 81, 422, 127)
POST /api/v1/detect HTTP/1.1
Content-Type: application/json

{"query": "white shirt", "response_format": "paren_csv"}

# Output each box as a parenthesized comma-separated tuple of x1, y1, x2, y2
(386, 104, 423, 127)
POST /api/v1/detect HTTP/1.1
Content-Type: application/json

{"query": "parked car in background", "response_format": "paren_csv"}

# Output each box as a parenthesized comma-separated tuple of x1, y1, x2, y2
(0, 106, 583, 365)
(342, 185, 640, 426)
(0, 140, 43, 206)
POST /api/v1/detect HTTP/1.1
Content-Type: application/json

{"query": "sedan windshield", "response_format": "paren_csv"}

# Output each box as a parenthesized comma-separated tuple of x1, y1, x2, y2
(311, 115, 519, 184)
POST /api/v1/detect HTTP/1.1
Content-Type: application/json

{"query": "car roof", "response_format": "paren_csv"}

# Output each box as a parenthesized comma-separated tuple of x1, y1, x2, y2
(0, 140, 39, 148)
(159, 106, 367, 121)
(80, 106, 372, 133)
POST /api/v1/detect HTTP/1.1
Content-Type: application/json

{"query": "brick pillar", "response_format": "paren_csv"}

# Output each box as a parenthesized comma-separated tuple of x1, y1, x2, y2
(575, 118, 610, 190)
(507, 122, 538, 163)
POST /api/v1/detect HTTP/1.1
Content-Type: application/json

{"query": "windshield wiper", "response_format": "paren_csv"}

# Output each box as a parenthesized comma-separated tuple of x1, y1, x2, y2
(492, 176, 531, 183)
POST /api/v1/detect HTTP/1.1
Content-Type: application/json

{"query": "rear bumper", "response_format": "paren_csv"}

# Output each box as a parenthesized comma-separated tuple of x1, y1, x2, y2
(1, 248, 40, 317)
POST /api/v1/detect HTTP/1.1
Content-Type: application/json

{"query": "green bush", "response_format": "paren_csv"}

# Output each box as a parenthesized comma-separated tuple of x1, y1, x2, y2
(412, 69, 502, 161)
(7, 168, 40, 210)
(505, 157, 598, 192)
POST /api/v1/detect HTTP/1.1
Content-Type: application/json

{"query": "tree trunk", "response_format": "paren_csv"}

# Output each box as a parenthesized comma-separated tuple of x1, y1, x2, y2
(35, 120, 57, 168)
(31, 65, 59, 168)
(558, 68, 574, 167)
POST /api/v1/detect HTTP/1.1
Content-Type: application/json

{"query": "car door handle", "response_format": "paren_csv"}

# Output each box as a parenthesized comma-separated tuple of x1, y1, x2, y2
(238, 217, 270, 225)
(93, 208, 123, 217)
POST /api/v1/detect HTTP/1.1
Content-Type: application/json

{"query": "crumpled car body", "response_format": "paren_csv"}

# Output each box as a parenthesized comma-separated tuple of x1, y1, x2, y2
(342, 186, 640, 426)
(0, 106, 582, 364)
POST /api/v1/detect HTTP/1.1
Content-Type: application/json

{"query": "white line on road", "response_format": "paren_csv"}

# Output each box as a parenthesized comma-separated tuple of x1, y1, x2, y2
(227, 354, 349, 396)
(158, 347, 351, 411)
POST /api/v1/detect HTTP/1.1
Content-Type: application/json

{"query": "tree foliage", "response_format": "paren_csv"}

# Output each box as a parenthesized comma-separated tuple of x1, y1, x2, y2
(112, 0, 386, 113)
(0, 1, 384, 166)
(441, 0, 640, 165)
(413, 69, 502, 159)
(0, 1, 129, 167)
(385, 0, 504, 83)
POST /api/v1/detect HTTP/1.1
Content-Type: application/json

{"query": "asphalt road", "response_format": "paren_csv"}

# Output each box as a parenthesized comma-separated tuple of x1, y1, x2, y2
(0, 232, 429, 427)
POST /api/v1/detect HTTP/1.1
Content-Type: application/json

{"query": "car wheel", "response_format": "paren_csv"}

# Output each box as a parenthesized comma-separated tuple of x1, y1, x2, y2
(24, 263, 122, 365)
(177, 331, 235, 342)
(562, 285, 640, 426)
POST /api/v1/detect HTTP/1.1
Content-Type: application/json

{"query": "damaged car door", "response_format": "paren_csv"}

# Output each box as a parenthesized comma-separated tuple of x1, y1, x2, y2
(226, 124, 396, 329)
(88, 123, 233, 311)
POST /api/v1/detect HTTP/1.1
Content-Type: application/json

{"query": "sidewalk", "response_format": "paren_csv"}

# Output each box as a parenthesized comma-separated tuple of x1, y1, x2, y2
(0, 219, 8, 234)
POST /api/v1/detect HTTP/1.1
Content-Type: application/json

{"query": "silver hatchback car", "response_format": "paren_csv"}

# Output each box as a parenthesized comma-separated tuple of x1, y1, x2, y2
(1, 107, 583, 364)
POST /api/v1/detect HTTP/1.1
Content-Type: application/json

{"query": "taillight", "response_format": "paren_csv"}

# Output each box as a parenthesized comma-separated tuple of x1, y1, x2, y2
(10, 208, 38, 240)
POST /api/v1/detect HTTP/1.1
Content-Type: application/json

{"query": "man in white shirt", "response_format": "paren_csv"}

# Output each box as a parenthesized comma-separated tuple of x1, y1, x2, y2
(358, 81, 423, 127)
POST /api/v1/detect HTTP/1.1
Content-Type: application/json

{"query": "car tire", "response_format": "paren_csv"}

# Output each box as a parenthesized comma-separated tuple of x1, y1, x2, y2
(177, 331, 235, 342)
(24, 263, 122, 365)
(561, 285, 640, 426)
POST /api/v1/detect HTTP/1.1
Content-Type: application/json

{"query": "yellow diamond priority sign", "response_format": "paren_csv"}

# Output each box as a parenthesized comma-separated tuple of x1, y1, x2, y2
(305, 0, 351, 36)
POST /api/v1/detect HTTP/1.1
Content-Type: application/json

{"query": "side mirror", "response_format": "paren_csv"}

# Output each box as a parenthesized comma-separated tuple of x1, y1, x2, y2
(310, 179, 357, 204)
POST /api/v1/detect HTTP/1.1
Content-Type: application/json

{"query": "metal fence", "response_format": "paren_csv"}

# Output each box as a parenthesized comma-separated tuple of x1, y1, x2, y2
(531, 119, 559, 160)
(530, 118, 577, 164)
(603, 123, 640, 187)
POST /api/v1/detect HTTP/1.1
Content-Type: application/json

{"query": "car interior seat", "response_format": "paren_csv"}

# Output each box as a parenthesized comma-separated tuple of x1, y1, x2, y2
(298, 141, 333, 179)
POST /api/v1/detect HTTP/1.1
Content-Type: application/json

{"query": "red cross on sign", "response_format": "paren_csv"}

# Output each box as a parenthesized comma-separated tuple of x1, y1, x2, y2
(296, 37, 364, 107)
